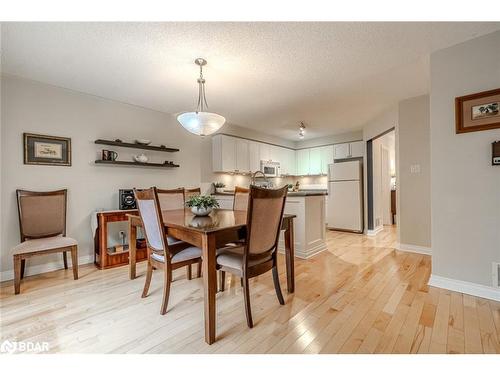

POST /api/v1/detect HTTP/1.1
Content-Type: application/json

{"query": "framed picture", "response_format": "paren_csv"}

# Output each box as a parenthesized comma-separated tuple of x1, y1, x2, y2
(455, 88, 500, 134)
(23, 133, 72, 166)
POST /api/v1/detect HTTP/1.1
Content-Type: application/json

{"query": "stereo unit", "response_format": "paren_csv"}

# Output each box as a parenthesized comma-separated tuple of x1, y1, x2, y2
(119, 189, 136, 210)
(493, 141, 500, 165)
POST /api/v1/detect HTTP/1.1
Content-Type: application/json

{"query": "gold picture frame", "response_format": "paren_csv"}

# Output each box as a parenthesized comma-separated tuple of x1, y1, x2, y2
(23, 133, 72, 166)
(455, 88, 500, 134)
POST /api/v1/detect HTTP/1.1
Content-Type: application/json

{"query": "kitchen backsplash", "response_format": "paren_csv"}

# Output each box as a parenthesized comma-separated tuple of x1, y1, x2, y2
(210, 174, 327, 191)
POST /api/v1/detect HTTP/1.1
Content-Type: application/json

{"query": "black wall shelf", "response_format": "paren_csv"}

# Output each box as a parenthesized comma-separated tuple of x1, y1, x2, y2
(95, 160, 180, 168)
(95, 139, 179, 152)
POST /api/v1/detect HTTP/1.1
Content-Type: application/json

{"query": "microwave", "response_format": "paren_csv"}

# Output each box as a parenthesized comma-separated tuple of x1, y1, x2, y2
(260, 160, 280, 177)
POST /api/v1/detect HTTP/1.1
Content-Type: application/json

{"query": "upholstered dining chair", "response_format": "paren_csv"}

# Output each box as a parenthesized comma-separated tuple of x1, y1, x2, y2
(217, 185, 288, 328)
(184, 187, 201, 202)
(134, 187, 203, 315)
(12, 189, 78, 294)
(233, 186, 249, 211)
(157, 187, 200, 279)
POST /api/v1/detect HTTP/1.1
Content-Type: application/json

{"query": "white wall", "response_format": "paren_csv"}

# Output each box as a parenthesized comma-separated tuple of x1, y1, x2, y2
(398, 95, 431, 248)
(430, 30, 500, 290)
(0, 75, 203, 280)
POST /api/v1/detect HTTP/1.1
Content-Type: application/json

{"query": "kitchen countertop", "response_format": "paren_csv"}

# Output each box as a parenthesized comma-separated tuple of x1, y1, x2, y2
(212, 190, 327, 197)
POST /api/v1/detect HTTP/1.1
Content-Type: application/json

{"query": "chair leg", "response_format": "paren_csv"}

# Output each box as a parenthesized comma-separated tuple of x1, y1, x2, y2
(142, 260, 153, 298)
(71, 247, 78, 280)
(160, 268, 172, 315)
(197, 259, 202, 278)
(272, 266, 285, 305)
(186, 264, 192, 280)
(242, 276, 253, 328)
(20, 259, 26, 279)
(218, 270, 226, 292)
(63, 251, 68, 269)
(14, 256, 22, 295)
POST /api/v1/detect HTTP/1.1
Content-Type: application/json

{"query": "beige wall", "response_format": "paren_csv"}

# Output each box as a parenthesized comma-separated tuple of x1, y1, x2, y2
(0, 75, 203, 279)
(398, 95, 431, 248)
(430, 31, 500, 288)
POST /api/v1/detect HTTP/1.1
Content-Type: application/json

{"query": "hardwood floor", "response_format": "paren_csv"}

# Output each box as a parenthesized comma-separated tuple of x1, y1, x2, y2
(1, 226, 499, 354)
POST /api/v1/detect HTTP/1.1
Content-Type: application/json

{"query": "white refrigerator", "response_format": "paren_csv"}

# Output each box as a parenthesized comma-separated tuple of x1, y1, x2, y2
(327, 160, 363, 233)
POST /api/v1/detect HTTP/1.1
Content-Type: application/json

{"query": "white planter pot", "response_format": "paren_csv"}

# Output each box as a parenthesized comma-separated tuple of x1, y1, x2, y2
(191, 206, 213, 216)
(215, 188, 225, 193)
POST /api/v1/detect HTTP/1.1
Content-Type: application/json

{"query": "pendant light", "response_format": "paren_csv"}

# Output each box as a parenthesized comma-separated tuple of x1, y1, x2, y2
(177, 58, 226, 136)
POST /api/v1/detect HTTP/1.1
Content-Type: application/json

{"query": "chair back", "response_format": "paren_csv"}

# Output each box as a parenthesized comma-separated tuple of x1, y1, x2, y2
(134, 187, 169, 257)
(245, 185, 288, 256)
(184, 187, 201, 203)
(157, 188, 185, 211)
(233, 186, 249, 211)
(17, 189, 67, 241)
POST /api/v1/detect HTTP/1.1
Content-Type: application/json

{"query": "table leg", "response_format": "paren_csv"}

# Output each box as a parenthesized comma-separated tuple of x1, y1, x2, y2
(284, 218, 295, 293)
(201, 233, 217, 344)
(129, 218, 137, 280)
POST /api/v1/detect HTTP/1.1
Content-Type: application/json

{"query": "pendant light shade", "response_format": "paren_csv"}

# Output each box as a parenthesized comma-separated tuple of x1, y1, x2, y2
(177, 111, 226, 136)
(177, 58, 226, 136)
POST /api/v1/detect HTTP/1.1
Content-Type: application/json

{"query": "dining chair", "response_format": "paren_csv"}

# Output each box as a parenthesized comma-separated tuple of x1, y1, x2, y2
(12, 189, 78, 294)
(157, 187, 201, 279)
(217, 185, 288, 328)
(184, 187, 201, 202)
(134, 187, 203, 315)
(233, 186, 249, 211)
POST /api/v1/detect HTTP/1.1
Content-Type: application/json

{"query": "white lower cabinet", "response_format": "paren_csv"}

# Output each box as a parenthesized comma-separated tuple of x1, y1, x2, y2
(214, 195, 234, 210)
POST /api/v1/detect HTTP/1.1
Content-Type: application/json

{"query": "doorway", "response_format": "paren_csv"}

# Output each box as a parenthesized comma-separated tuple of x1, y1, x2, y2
(367, 128, 396, 234)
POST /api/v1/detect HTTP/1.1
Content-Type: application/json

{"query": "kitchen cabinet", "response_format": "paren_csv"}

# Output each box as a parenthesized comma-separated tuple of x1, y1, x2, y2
(333, 141, 364, 160)
(213, 195, 234, 209)
(212, 134, 236, 172)
(259, 143, 270, 161)
(249, 141, 260, 172)
(349, 141, 364, 158)
(320, 145, 334, 175)
(296, 149, 310, 175)
(309, 148, 322, 175)
(235, 138, 250, 173)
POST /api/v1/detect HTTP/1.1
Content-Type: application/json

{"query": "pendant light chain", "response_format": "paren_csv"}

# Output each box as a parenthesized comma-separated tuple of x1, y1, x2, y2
(196, 63, 209, 113)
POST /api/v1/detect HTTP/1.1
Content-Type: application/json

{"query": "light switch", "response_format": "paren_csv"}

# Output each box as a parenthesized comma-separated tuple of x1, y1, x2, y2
(410, 164, 421, 174)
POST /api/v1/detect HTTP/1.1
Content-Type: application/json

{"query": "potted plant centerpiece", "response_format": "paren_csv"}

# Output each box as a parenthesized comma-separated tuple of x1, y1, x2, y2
(213, 182, 226, 194)
(186, 195, 220, 216)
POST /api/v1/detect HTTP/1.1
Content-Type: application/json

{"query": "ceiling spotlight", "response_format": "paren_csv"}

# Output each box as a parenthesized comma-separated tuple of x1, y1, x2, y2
(299, 121, 306, 139)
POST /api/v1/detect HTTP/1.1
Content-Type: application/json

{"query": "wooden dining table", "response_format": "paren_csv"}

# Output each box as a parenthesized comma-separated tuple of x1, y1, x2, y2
(127, 208, 296, 345)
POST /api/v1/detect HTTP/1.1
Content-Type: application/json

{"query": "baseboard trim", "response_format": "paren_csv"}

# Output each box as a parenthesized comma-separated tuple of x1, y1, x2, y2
(278, 240, 327, 259)
(396, 243, 432, 255)
(429, 274, 500, 302)
(366, 227, 383, 236)
(0, 254, 94, 282)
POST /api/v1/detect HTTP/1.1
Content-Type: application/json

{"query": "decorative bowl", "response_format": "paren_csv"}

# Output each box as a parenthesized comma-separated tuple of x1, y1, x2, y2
(135, 139, 151, 145)
(133, 154, 148, 163)
(191, 206, 213, 216)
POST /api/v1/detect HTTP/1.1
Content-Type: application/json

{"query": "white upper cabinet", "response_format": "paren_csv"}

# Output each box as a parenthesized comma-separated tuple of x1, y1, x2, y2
(320, 145, 334, 174)
(259, 143, 270, 161)
(235, 138, 250, 173)
(309, 147, 322, 175)
(296, 149, 310, 175)
(333, 141, 364, 160)
(349, 141, 364, 158)
(249, 141, 261, 172)
(212, 134, 235, 172)
(333, 143, 350, 160)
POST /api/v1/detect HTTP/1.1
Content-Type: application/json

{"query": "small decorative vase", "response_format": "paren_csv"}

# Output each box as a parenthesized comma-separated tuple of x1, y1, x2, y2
(191, 206, 213, 216)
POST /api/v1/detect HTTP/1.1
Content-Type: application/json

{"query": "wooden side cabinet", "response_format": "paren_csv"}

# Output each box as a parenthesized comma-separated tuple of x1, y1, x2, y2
(94, 210, 147, 269)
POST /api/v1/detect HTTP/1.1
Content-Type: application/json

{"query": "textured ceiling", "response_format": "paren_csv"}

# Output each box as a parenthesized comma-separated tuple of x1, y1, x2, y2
(2, 22, 500, 140)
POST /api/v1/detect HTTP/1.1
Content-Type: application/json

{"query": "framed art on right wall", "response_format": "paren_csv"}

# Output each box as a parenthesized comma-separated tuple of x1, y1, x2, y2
(455, 88, 500, 134)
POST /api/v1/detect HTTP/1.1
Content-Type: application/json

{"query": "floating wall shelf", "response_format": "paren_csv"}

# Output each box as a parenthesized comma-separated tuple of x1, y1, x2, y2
(95, 160, 180, 168)
(94, 139, 179, 153)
